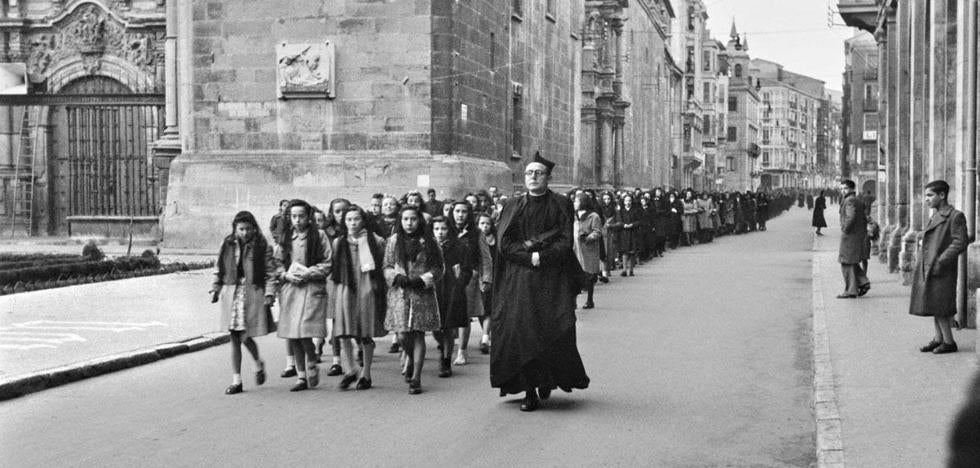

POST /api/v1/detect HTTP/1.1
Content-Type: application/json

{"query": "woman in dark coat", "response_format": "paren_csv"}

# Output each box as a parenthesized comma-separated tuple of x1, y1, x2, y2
(812, 190, 828, 235)
(910, 180, 970, 355)
(638, 196, 656, 261)
(615, 193, 645, 277)
(667, 191, 684, 248)
(650, 188, 669, 256)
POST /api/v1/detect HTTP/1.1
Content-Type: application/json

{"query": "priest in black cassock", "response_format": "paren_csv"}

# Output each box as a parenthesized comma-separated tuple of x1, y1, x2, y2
(490, 152, 590, 412)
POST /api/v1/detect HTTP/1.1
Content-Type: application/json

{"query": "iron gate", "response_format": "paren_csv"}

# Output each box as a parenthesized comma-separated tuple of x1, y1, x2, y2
(64, 104, 162, 217)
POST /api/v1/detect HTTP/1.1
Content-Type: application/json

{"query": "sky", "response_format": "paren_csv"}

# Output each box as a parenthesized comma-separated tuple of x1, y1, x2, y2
(702, 0, 856, 92)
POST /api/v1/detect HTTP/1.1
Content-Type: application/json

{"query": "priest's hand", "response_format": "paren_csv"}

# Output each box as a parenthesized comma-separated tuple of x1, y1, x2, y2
(531, 252, 541, 267)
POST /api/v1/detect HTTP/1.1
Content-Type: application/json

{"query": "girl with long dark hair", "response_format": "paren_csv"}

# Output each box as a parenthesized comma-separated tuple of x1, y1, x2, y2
(210, 211, 277, 395)
(383, 206, 444, 394)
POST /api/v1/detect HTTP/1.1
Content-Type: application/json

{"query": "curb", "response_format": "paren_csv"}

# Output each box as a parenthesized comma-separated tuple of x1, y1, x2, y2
(0, 332, 230, 402)
(812, 236, 845, 467)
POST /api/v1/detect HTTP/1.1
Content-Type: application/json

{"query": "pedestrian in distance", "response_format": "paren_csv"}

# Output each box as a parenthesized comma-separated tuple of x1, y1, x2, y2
(812, 190, 828, 236)
(383, 205, 444, 395)
(327, 205, 387, 391)
(490, 152, 590, 412)
(210, 211, 277, 395)
(836, 180, 871, 299)
(573, 192, 602, 309)
(910, 180, 969, 354)
(275, 199, 332, 391)
(269, 199, 290, 246)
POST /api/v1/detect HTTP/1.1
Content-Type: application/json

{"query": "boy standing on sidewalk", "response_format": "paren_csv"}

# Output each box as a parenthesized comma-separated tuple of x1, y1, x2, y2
(910, 180, 970, 354)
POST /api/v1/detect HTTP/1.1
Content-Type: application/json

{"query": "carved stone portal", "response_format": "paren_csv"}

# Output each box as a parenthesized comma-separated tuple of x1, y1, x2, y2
(23, 2, 164, 89)
(276, 41, 336, 99)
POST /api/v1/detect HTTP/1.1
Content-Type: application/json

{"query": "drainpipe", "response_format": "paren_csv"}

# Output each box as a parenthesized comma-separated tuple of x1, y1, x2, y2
(964, 0, 980, 334)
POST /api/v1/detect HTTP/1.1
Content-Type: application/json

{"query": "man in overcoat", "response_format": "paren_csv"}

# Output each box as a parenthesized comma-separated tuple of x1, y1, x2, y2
(837, 179, 871, 298)
(490, 152, 590, 412)
(910, 180, 970, 354)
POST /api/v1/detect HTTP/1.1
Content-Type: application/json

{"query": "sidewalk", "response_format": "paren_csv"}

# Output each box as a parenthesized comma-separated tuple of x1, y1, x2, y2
(0, 269, 226, 399)
(813, 227, 977, 467)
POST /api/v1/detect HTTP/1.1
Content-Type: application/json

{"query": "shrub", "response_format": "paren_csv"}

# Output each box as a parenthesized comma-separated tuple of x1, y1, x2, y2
(82, 241, 105, 261)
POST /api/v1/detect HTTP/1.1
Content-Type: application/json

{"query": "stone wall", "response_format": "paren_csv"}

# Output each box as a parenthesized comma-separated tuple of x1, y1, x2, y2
(164, 0, 528, 247)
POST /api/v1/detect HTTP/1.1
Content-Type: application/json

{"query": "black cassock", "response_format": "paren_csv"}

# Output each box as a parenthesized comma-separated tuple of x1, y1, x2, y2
(490, 191, 590, 396)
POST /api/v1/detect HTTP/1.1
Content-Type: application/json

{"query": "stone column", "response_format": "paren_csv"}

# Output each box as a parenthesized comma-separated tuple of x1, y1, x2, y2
(876, 29, 890, 241)
(958, 0, 980, 335)
(901, 0, 930, 284)
(886, 10, 904, 272)
(151, 0, 182, 208)
(579, 108, 598, 185)
(612, 19, 623, 96)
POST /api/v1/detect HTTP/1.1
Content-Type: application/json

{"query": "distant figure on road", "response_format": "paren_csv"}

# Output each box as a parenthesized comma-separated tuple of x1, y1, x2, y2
(491, 152, 589, 412)
(210, 211, 277, 395)
(910, 180, 969, 355)
(836, 180, 871, 299)
(812, 190, 827, 236)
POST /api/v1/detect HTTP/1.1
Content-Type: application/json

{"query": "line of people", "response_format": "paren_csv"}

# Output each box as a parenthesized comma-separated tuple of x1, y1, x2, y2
(207, 179, 801, 399)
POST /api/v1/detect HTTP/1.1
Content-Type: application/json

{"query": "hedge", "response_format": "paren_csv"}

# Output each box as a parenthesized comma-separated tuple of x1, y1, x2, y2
(0, 256, 95, 271)
(0, 260, 214, 296)
(0, 253, 79, 263)
(0, 256, 162, 285)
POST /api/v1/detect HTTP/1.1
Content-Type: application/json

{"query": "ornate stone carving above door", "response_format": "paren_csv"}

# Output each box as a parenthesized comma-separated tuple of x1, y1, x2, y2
(22, 1, 164, 90)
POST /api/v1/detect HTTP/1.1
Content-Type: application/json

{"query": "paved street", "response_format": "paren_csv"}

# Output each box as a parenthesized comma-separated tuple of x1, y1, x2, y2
(0, 270, 216, 379)
(0, 208, 817, 467)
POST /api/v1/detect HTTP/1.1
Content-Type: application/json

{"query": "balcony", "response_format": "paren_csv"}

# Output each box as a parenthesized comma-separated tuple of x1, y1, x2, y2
(837, 1, 880, 34)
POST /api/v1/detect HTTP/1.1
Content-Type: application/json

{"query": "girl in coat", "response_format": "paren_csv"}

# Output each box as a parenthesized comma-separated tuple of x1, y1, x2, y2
(574, 193, 602, 309)
(383, 206, 444, 394)
(668, 191, 684, 248)
(328, 205, 387, 391)
(210, 211, 277, 395)
(321, 198, 352, 376)
(453, 201, 492, 366)
(474, 212, 496, 354)
(910, 180, 970, 354)
(598, 191, 619, 280)
(681, 190, 700, 246)
(431, 216, 472, 378)
(275, 199, 332, 392)
(615, 193, 644, 277)
(696, 192, 716, 243)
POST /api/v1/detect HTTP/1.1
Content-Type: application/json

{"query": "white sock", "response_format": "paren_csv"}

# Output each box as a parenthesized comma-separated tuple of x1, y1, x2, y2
(232, 374, 242, 385)
(332, 356, 340, 365)
(285, 356, 295, 368)
(255, 359, 264, 370)
(297, 370, 307, 379)
(481, 335, 490, 344)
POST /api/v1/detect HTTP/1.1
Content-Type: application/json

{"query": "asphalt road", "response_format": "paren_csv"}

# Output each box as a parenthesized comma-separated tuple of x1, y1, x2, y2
(0, 207, 817, 468)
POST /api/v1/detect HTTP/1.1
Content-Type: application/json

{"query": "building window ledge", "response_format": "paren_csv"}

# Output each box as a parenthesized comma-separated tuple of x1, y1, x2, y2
(545, 13, 556, 24)
(512, 12, 523, 23)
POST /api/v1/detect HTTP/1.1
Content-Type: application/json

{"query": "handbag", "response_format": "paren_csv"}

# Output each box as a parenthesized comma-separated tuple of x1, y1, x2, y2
(264, 304, 277, 333)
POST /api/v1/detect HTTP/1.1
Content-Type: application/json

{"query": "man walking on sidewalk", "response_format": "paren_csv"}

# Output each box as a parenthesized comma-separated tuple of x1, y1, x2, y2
(837, 179, 871, 299)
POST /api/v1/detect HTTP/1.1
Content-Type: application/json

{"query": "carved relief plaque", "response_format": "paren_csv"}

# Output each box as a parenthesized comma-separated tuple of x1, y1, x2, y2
(276, 41, 336, 100)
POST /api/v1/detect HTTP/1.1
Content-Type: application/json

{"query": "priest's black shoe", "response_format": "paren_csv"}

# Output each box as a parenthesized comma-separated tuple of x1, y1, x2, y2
(520, 390, 540, 412)
(933, 342, 958, 354)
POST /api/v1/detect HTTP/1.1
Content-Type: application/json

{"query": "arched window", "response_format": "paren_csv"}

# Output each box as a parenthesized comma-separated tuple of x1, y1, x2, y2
(734, 64, 743, 78)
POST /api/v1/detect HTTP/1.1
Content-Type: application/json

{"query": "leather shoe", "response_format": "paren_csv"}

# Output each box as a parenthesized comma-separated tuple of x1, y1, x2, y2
(408, 379, 422, 395)
(355, 377, 372, 390)
(520, 390, 540, 412)
(289, 379, 309, 392)
(933, 342, 958, 354)
(338, 373, 358, 390)
(835, 293, 857, 299)
(538, 387, 552, 400)
(479, 342, 490, 355)
(858, 284, 871, 297)
(326, 364, 343, 376)
(225, 383, 243, 395)
(919, 340, 942, 353)
(582, 301, 595, 310)
(388, 342, 401, 354)
(255, 368, 266, 386)
(280, 366, 297, 378)
(438, 358, 452, 378)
